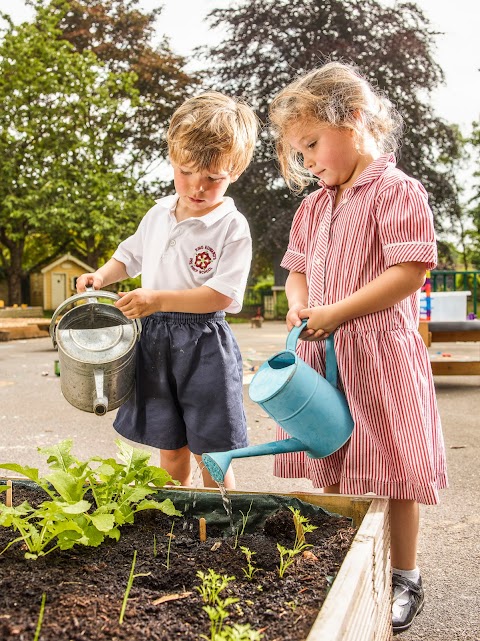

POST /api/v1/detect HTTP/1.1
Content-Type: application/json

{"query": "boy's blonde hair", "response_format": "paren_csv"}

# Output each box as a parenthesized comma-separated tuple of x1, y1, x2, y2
(269, 61, 403, 192)
(167, 91, 258, 176)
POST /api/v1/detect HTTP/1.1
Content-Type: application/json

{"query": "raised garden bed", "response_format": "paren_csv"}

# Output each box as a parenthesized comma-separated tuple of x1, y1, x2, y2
(0, 442, 391, 640)
(0, 482, 391, 641)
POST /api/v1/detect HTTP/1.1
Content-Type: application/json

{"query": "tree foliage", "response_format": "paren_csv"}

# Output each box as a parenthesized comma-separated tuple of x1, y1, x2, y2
(0, 4, 130, 303)
(202, 0, 461, 275)
(57, 0, 195, 159)
(466, 121, 480, 268)
(0, 0, 195, 304)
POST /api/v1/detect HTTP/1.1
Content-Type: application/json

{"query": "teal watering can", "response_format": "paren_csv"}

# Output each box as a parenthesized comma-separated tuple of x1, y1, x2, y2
(202, 320, 354, 484)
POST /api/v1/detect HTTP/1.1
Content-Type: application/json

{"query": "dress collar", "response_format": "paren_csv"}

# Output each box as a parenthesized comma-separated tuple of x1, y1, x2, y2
(317, 153, 396, 192)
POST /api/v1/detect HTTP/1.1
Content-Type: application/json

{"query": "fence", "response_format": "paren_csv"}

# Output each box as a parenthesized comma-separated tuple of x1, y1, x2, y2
(240, 271, 480, 320)
(431, 270, 479, 316)
(237, 287, 287, 320)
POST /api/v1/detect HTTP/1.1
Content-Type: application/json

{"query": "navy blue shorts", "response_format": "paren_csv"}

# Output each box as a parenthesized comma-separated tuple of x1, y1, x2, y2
(113, 311, 248, 455)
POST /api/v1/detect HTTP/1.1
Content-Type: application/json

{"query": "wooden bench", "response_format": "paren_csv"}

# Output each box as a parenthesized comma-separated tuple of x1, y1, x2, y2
(29, 320, 51, 332)
(420, 320, 480, 375)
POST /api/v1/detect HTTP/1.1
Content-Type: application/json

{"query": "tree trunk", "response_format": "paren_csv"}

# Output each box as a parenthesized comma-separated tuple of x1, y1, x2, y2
(84, 237, 100, 271)
(6, 244, 24, 306)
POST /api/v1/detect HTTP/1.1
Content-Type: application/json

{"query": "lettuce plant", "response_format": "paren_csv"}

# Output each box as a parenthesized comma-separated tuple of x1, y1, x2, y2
(0, 439, 181, 559)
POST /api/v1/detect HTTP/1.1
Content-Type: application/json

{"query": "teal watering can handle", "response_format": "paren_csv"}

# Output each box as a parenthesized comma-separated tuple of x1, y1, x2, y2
(285, 319, 338, 389)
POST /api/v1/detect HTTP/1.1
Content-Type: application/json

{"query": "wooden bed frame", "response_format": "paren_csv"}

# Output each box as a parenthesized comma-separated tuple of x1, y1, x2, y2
(419, 320, 480, 375)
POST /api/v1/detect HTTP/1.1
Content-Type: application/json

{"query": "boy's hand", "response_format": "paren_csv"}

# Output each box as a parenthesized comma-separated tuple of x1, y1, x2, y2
(115, 289, 157, 318)
(76, 272, 104, 292)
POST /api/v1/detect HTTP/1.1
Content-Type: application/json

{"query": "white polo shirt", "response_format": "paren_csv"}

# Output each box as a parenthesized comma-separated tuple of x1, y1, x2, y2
(113, 194, 252, 313)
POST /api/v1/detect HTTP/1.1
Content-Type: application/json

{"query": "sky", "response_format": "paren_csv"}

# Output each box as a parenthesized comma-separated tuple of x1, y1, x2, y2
(2, 0, 479, 131)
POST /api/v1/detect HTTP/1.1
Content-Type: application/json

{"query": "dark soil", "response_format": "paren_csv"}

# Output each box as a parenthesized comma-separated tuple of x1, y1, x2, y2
(0, 485, 356, 641)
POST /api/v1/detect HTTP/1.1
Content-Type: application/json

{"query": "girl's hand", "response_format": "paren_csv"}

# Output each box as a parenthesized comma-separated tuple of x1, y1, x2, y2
(299, 304, 342, 341)
(286, 303, 315, 338)
(115, 289, 158, 318)
(76, 272, 104, 292)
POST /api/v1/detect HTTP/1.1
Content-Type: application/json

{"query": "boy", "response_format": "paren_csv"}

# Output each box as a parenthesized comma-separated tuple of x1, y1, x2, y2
(77, 92, 258, 488)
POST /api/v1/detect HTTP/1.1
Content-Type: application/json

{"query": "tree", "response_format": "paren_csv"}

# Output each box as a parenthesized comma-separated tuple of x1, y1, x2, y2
(467, 120, 480, 268)
(0, 1, 197, 304)
(57, 0, 196, 160)
(202, 0, 461, 276)
(0, 4, 146, 303)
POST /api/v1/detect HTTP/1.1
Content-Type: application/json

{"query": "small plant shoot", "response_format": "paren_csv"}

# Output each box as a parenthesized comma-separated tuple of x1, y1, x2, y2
(277, 507, 317, 578)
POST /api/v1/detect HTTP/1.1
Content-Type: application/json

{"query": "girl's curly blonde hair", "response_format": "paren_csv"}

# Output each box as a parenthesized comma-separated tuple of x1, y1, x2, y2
(167, 91, 259, 176)
(269, 61, 403, 192)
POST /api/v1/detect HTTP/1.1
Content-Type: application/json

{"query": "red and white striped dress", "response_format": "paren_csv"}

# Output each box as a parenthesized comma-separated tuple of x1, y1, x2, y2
(276, 154, 448, 504)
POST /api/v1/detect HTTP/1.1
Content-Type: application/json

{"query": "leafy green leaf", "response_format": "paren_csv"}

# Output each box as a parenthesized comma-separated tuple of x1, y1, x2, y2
(116, 439, 151, 473)
(38, 440, 78, 471)
(0, 463, 40, 484)
(57, 500, 91, 515)
(45, 470, 86, 503)
(135, 499, 181, 517)
(90, 513, 116, 533)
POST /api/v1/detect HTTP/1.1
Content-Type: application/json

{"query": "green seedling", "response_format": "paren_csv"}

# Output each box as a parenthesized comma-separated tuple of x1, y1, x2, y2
(197, 569, 239, 640)
(240, 546, 258, 580)
(165, 520, 175, 569)
(202, 621, 263, 640)
(33, 593, 46, 641)
(277, 507, 317, 578)
(233, 500, 253, 549)
(221, 624, 263, 640)
(119, 549, 151, 624)
(0, 439, 181, 559)
(196, 568, 236, 605)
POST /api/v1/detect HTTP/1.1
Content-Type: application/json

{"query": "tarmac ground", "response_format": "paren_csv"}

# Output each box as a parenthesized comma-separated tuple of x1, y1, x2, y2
(0, 321, 479, 640)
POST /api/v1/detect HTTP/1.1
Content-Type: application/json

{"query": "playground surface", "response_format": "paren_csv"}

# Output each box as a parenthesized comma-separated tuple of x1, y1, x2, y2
(0, 321, 479, 640)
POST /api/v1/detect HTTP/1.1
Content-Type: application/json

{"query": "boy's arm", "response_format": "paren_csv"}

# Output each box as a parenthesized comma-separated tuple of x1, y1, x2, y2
(77, 258, 129, 292)
(115, 286, 232, 318)
(300, 261, 426, 340)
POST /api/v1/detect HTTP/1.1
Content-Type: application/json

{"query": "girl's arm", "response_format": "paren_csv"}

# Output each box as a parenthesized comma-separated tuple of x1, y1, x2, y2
(301, 261, 427, 340)
(114, 286, 232, 318)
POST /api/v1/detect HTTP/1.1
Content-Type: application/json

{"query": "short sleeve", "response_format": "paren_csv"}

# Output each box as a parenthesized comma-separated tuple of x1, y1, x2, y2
(204, 214, 252, 314)
(280, 198, 309, 273)
(375, 178, 437, 270)
(112, 207, 155, 276)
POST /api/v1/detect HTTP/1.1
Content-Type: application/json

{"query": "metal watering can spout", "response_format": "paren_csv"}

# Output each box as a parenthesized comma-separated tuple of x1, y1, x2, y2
(93, 369, 108, 416)
(202, 321, 354, 484)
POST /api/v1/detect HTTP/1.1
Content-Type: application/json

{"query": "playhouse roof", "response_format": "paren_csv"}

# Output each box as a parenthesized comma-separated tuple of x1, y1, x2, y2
(40, 253, 94, 274)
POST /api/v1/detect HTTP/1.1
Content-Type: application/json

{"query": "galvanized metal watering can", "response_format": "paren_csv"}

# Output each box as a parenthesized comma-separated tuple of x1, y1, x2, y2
(202, 320, 354, 483)
(49, 289, 141, 416)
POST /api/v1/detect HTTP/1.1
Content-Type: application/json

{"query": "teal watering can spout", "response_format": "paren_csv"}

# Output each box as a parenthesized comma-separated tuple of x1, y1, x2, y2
(203, 438, 306, 485)
(202, 321, 354, 484)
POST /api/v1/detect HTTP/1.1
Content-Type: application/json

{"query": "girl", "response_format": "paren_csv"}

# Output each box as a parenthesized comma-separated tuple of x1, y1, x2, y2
(269, 62, 447, 632)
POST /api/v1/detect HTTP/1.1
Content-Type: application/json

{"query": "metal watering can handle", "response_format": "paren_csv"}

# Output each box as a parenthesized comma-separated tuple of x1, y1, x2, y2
(286, 319, 339, 389)
(49, 288, 142, 346)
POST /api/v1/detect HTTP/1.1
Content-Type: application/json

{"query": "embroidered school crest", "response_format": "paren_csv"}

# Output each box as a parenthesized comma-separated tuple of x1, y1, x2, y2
(189, 245, 217, 274)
